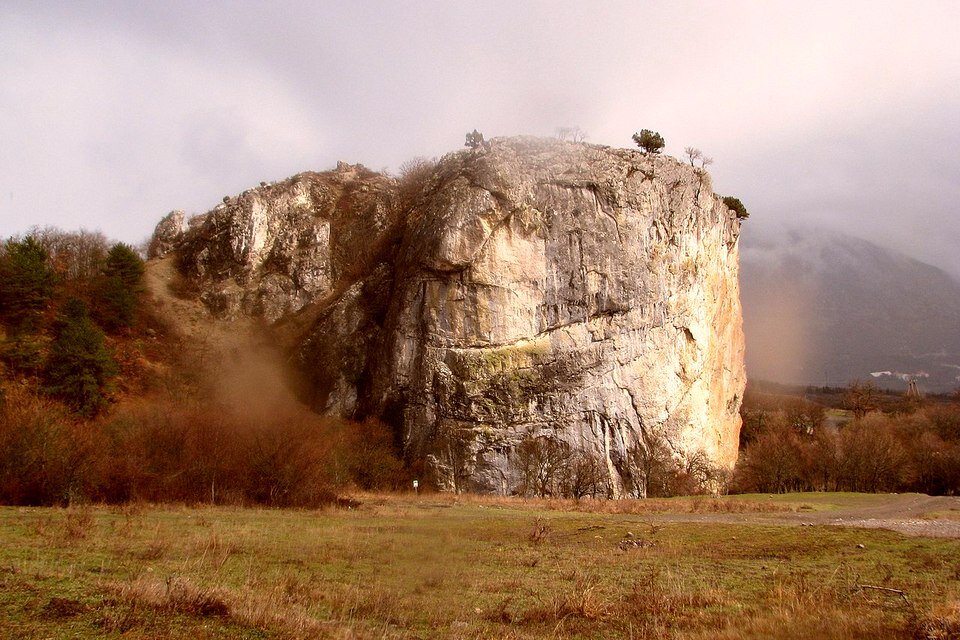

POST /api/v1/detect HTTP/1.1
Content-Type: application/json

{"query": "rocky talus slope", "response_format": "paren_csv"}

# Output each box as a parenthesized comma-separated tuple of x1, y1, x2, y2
(150, 137, 746, 495)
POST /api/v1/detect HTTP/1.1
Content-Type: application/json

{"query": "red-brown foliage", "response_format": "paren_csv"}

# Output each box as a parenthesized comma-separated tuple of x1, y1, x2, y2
(0, 385, 406, 506)
(734, 400, 960, 495)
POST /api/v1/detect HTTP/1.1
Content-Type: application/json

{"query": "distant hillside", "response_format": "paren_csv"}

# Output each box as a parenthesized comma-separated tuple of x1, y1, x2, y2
(740, 225, 960, 392)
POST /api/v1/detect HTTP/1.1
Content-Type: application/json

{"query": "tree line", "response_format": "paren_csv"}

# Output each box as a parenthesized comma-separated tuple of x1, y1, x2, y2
(0, 229, 145, 415)
(733, 383, 960, 495)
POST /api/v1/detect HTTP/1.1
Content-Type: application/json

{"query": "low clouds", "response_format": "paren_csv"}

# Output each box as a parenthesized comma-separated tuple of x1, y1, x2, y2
(2, 1, 958, 275)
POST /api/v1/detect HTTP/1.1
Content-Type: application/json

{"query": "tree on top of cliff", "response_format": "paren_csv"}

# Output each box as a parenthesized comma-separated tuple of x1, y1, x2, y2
(632, 129, 665, 154)
(465, 130, 486, 150)
(722, 196, 749, 220)
(555, 126, 587, 142)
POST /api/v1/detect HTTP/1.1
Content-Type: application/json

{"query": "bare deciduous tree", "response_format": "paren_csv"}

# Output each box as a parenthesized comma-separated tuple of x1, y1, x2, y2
(515, 433, 572, 497)
(555, 126, 587, 143)
(560, 450, 606, 499)
(627, 433, 671, 498)
(432, 423, 473, 494)
(844, 379, 880, 419)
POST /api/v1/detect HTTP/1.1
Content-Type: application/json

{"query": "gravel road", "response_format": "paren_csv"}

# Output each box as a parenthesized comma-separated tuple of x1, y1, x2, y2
(644, 494, 960, 538)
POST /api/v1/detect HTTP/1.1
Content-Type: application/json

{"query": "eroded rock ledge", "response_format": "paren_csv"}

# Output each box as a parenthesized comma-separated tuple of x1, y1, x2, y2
(154, 137, 746, 496)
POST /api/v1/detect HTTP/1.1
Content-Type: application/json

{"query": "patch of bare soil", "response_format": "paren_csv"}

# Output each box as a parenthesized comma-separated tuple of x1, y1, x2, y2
(143, 256, 303, 409)
(144, 256, 261, 353)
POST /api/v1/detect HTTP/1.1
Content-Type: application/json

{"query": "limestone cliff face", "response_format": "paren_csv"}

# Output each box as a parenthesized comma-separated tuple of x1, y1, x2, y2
(158, 137, 746, 496)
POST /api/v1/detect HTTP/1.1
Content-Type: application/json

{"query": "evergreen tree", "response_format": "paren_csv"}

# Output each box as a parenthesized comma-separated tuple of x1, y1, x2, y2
(0, 236, 57, 330)
(722, 196, 750, 219)
(44, 298, 116, 416)
(632, 129, 665, 154)
(103, 243, 145, 288)
(464, 129, 485, 149)
(95, 243, 145, 331)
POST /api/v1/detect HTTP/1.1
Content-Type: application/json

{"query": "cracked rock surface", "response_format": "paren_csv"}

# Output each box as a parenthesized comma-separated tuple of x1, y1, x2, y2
(155, 137, 746, 495)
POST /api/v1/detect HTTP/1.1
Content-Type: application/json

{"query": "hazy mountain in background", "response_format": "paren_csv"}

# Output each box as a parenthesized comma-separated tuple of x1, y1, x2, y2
(740, 225, 960, 392)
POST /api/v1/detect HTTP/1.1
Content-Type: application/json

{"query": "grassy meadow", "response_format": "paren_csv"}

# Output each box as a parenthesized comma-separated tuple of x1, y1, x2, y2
(1, 494, 958, 639)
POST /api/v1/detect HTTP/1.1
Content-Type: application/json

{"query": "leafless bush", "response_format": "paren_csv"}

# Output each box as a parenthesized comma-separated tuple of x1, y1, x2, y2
(0, 386, 96, 505)
(733, 419, 806, 493)
(835, 414, 908, 492)
(625, 432, 723, 497)
(62, 506, 94, 540)
(845, 379, 881, 419)
(528, 516, 551, 545)
(909, 598, 960, 640)
(395, 156, 437, 215)
(0, 385, 407, 506)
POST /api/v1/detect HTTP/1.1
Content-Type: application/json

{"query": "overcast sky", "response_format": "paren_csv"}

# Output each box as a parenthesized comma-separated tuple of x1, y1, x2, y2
(2, 1, 959, 275)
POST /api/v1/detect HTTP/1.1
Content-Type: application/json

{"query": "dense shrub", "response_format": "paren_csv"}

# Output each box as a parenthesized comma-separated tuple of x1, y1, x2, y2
(464, 129, 485, 150)
(722, 195, 749, 219)
(0, 386, 95, 505)
(0, 387, 408, 507)
(93, 243, 145, 332)
(103, 243, 145, 287)
(0, 230, 151, 414)
(1, 332, 47, 377)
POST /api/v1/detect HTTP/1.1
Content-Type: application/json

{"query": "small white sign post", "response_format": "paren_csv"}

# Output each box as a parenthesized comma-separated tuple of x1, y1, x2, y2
(413, 479, 419, 495)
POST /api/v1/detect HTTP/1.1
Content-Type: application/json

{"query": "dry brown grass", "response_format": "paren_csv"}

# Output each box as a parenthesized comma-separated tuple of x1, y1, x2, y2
(3, 498, 958, 639)
(107, 575, 230, 623)
(108, 574, 337, 638)
(910, 598, 960, 640)
(351, 489, 800, 515)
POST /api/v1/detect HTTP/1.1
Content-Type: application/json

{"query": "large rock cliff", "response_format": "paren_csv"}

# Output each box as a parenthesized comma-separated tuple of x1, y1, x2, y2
(154, 137, 746, 496)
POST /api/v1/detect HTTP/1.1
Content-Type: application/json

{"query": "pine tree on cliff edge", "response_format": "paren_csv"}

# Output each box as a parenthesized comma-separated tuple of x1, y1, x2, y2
(632, 129, 665, 154)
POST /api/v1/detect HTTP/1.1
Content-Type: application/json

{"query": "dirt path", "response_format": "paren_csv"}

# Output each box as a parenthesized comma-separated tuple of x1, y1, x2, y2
(643, 494, 960, 538)
(792, 494, 960, 538)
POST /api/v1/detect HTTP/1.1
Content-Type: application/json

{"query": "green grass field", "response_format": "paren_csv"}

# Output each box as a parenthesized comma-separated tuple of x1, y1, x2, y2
(1, 494, 958, 639)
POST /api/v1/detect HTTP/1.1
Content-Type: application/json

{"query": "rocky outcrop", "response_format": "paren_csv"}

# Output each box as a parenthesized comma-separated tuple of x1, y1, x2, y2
(147, 210, 187, 259)
(155, 137, 746, 496)
(172, 163, 395, 322)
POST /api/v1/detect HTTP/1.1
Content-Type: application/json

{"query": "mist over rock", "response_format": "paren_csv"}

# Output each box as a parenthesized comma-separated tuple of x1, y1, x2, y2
(153, 137, 746, 495)
(741, 225, 960, 391)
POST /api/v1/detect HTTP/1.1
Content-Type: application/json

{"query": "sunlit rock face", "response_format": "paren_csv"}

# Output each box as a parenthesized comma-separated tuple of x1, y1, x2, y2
(157, 137, 745, 496)
(172, 162, 395, 322)
(147, 210, 187, 259)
